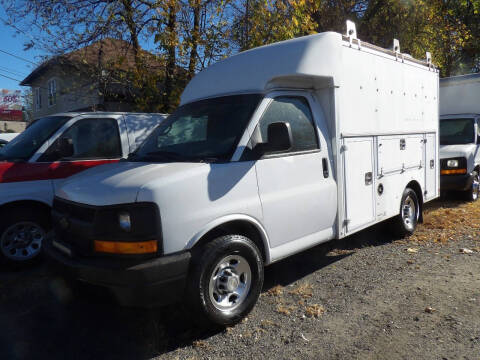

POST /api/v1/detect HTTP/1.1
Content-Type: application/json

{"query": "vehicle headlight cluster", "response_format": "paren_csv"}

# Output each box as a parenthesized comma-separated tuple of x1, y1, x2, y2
(446, 159, 459, 168)
(118, 211, 131, 232)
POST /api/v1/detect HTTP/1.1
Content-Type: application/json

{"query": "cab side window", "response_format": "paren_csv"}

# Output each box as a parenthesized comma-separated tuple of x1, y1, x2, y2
(39, 118, 122, 161)
(257, 96, 318, 153)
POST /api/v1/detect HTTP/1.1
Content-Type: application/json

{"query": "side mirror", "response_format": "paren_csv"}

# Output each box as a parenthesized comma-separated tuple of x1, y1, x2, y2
(255, 122, 293, 156)
(57, 137, 74, 159)
(265, 122, 293, 152)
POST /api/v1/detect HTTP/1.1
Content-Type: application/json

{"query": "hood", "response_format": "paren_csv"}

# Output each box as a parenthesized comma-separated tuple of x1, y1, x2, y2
(439, 144, 477, 160)
(56, 161, 207, 206)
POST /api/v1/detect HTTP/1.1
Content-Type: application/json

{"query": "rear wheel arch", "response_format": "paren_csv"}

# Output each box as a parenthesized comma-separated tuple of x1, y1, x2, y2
(405, 180, 423, 223)
(190, 218, 270, 264)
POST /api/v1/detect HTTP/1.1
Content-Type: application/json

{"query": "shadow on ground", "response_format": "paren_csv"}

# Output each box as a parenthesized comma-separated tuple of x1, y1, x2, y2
(0, 204, 448, 359)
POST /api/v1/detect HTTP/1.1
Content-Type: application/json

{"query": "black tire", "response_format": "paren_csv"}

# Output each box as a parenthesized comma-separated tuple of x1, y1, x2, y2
(0, 207, 50, 265)
(391, 187, 420, 237)
(464, 171, 479, 202)
(186, 235, 264, 326)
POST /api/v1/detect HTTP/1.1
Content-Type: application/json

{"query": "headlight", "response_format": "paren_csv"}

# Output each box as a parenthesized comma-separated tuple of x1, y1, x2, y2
(118, 212, 131, 232)
(447, 159, 459, 168)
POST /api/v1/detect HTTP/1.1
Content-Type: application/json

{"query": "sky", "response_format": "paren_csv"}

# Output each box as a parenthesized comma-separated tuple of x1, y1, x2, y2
(0, 7, 46, 91)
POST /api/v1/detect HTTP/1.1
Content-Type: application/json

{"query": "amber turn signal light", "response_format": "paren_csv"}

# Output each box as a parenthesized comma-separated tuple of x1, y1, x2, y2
(94, 240, 158, 254)
(440, 169, 467, 175)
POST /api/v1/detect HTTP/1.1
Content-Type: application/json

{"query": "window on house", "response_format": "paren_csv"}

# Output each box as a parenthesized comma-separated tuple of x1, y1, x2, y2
(35, 88, 42, 111)
(48, 79, 57, 106)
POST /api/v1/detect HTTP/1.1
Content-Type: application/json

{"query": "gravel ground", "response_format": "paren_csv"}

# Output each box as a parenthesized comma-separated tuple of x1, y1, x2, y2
(0, 199, 479, 360)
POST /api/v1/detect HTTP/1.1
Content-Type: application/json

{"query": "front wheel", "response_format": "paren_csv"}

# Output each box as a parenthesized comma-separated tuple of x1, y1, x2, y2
(186, 235, 264, 326)
(0, 208, 49, 264)
(391, 188, 420, 237)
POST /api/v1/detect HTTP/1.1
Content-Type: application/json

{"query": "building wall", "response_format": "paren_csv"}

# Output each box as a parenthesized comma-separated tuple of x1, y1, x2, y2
(0, 121, 27, 132)
(30, 65, 101, 119)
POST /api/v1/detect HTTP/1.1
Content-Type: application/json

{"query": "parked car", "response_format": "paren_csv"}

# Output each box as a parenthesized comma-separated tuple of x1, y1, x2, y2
(0, 112, 167, 263)
(439, 74, 480, 200)
(46, 22, 439, 325)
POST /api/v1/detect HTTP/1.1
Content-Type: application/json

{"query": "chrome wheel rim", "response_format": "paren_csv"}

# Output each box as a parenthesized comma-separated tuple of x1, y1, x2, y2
(472, 175, 479, 201)
(208, 255, 252, 312)
(1, 222, 44, 261)
(402, 196, 417, 231)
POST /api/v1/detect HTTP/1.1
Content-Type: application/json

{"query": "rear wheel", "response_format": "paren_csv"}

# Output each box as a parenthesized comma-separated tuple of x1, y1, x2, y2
(186, 235, 264, 326)
(465, 171, 479, 202)
(392, 188, 420, 237)
(0, 208, 49, 264)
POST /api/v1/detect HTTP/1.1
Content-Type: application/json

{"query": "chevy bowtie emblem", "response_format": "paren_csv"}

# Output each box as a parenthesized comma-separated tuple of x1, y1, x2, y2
(59, 217, 69, 230)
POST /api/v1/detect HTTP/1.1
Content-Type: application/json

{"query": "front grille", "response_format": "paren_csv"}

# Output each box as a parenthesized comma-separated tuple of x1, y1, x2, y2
(53, 197, 97, 255)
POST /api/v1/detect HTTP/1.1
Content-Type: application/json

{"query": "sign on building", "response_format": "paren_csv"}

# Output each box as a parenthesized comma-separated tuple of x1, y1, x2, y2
(0, 89, 23, 121)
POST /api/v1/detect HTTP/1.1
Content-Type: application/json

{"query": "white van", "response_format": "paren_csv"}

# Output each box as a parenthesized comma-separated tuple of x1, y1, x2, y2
(0, 112, 167, 263)
(439, 74, 480, 200)
(46, 22, 439, 325)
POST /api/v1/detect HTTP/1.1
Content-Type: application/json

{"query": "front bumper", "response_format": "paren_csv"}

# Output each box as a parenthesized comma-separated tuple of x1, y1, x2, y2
(44, 236, 191, 307)
(440, 173, 474, 191)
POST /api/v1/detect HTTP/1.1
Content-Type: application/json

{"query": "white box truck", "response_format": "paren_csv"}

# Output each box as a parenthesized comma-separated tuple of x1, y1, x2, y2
(439, 73, 480, 200)
(46, 22, 439, 325)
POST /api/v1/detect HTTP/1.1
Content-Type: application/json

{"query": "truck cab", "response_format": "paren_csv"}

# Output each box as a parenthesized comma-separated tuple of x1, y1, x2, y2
(439, 114, 480, 200)
(439, 74, 480, 200)
(0, 112, 166, 263)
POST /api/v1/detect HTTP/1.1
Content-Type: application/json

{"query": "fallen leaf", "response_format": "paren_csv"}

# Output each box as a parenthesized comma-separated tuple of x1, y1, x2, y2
(407, 248, 419, 253)
(305, 304, 325, 318)
(425, 306, 436, 313)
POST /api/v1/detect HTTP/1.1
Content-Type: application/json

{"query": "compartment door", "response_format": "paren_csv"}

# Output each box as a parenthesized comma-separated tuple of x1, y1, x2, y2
(424, 133, 437, 200)
(343, 137, 375, 233)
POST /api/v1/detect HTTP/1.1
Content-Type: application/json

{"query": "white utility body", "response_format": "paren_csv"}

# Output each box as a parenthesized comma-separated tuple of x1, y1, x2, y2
(439, 74, 480, 200)
(48, 23, 439, 325)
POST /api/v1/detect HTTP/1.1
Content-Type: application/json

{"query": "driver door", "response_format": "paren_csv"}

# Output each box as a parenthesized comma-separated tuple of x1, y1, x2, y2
(252, 93, 337, 251)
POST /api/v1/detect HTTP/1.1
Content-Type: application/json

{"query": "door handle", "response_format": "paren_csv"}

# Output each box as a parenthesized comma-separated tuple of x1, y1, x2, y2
(365, 172, 373, 185)
(322, 158, 329, 178)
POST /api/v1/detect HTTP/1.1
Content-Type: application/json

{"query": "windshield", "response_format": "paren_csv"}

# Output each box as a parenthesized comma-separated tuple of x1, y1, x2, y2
(132, 94, 263, 162)
(0, 116, 71, 161)
(440, 118, 475, 145)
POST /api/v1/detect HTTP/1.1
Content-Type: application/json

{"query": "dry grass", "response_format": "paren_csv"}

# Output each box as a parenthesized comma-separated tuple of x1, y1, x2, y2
(266, 285, 284, 297)
(289, 283, 313, 299)
(276, 304, 296, 315)
(192, 340, 208, 349)
(305, 304, 325, 318)
(410, 200, 480, 244)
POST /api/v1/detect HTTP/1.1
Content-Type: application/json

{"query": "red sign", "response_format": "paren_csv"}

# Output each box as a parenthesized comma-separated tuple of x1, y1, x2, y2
(0, 109, 23, 121)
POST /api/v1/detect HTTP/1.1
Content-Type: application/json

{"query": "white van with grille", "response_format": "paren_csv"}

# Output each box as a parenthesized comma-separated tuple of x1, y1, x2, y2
(46, 22, 439, 325)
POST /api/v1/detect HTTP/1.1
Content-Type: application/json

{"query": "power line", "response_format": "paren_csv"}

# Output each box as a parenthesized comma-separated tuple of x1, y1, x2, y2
(0, 66, 27, 78)
(0, 48, 38, 66)
(0, 72, 21, 83)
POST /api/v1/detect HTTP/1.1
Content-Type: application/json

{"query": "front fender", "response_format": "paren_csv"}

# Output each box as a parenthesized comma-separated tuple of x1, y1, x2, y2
(186, 214, 272, 264)
(0, 180, 53, 207)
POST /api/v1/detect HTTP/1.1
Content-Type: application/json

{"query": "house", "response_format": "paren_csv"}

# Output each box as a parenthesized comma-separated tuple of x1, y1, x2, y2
(20, 38, 165, 119)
